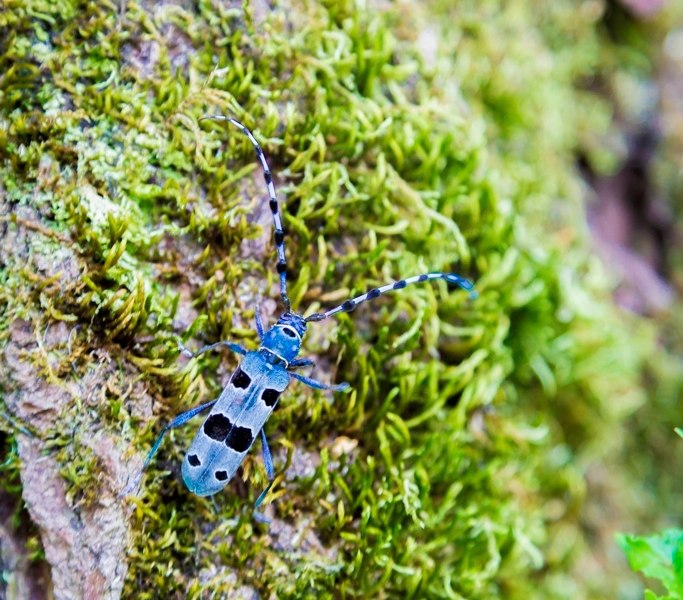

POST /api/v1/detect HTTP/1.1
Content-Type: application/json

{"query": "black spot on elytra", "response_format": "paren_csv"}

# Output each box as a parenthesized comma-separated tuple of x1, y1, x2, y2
(203, 414, 232, 441)
(215, 470, 228, 481)
(367, 288, 381, 299)
(261, 388, 280, 407)
(188, 454, 201, 467)
(226, 425, 253, 453)
(231, 367, 251, 389)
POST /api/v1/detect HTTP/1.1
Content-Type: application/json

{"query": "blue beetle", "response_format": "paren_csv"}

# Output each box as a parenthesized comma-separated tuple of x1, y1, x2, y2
(122, 117, 474, 511)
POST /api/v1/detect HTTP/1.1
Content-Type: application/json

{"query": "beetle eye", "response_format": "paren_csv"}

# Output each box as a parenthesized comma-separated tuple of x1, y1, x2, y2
(282, 327, 296, 338)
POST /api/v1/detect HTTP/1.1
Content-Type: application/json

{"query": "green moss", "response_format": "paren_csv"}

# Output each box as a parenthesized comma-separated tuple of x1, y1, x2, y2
(0, 0, 680, 598)
(0, 431, 46, 576)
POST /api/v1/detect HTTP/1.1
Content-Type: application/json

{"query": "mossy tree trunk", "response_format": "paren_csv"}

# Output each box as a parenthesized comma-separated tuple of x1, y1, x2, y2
(1, 1, 680, 599)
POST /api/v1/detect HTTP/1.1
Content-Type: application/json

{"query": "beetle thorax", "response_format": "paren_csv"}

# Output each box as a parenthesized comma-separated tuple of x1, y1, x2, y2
(259, 312, 307, 365)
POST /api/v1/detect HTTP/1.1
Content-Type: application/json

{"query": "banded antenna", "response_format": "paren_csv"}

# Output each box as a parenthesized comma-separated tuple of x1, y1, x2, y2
(305, 272, 475, 322)
(200, 115, 291, 312)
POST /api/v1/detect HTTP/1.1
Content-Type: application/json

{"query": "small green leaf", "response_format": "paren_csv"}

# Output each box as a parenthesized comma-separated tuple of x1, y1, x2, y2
(617, 529, 683, 597)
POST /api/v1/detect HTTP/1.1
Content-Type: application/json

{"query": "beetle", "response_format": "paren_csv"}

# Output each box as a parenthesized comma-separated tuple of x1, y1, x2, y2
(122, 116, 474, 512)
